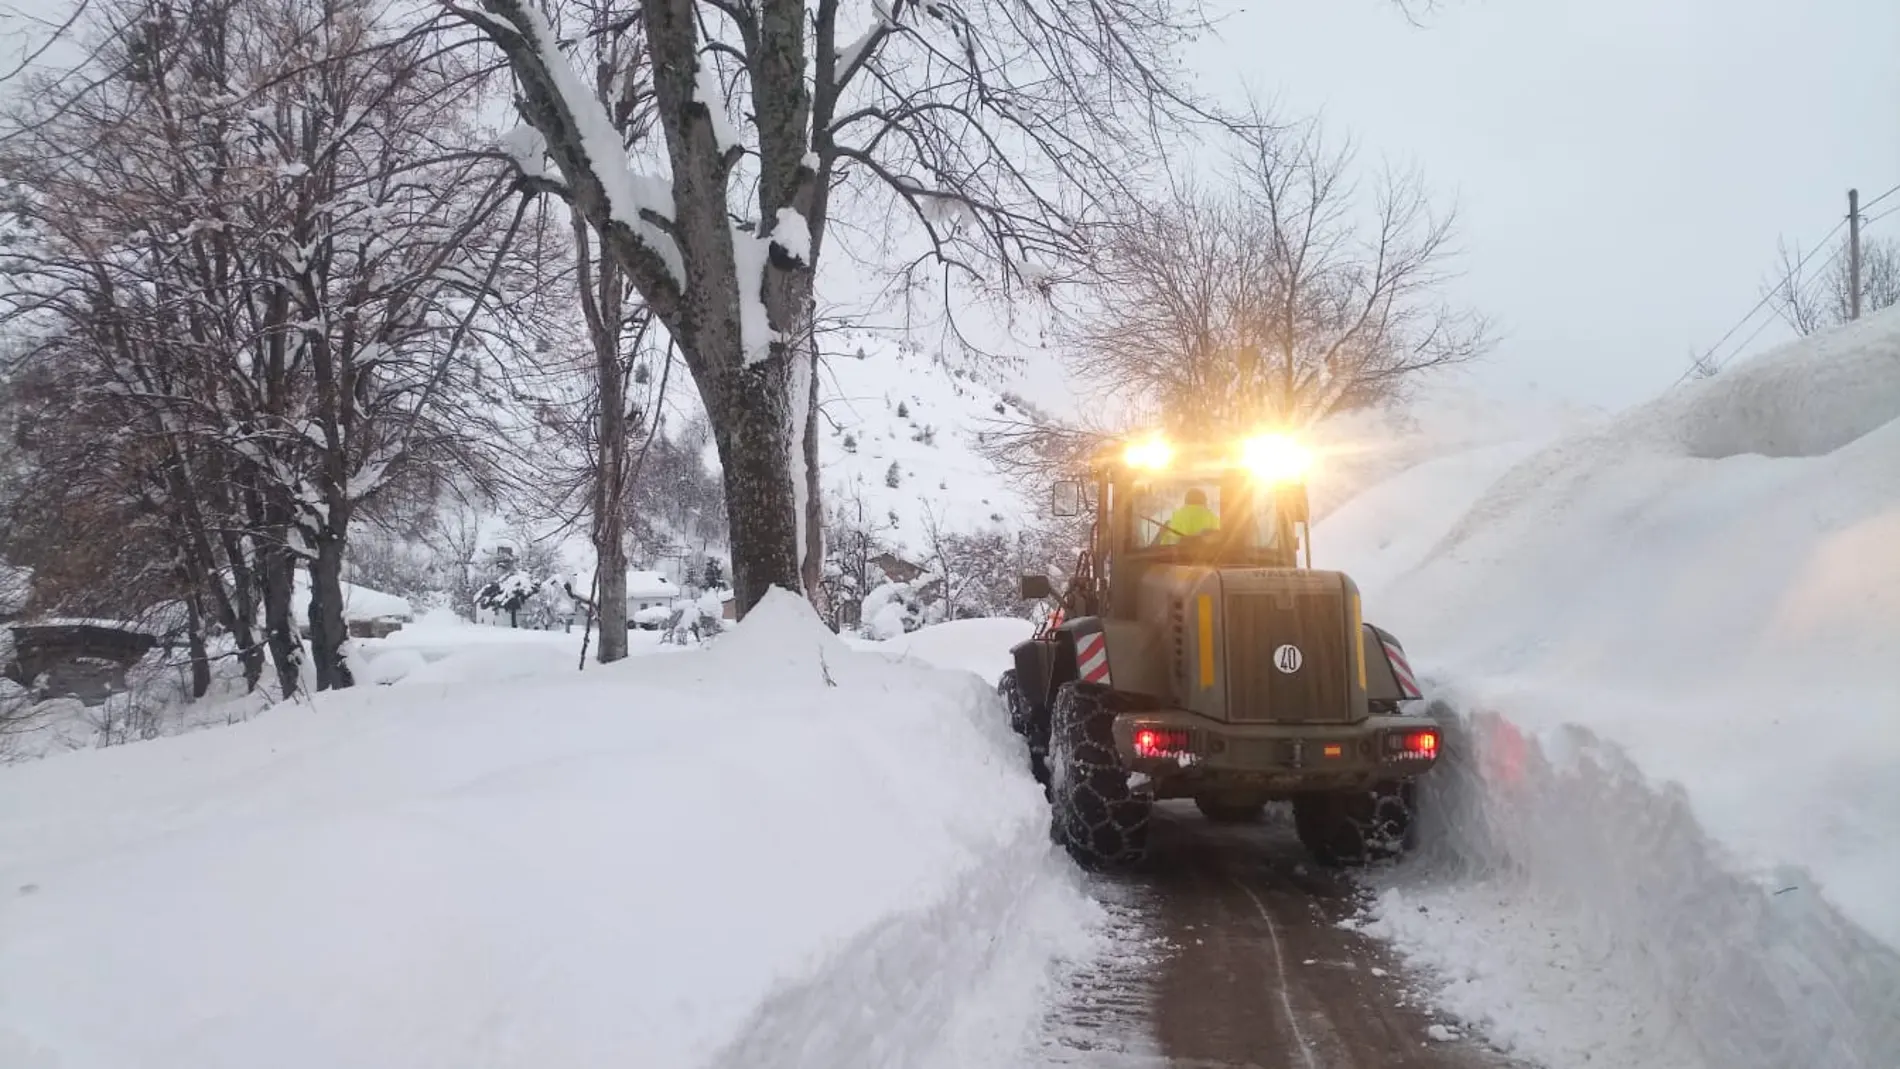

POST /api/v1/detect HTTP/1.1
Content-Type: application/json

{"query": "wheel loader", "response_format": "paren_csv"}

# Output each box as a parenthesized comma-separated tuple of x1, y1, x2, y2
(999, 432, 1440, 869)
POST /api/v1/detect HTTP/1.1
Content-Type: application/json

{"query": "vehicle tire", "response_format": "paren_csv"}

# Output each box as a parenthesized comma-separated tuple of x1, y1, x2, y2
(1049, 682, 1151, 869)
(1292, 780, 1417, 866)
(997, 669, 1051, 788)
(1194, 798, 1267, 824)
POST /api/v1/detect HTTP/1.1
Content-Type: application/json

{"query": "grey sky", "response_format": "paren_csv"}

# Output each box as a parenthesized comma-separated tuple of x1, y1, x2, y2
(9, 0, 1895, 416)
(1189, 0, 1900, 411)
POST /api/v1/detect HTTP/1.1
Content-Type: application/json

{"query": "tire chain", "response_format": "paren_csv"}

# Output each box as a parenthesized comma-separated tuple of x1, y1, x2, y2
(998, 671, 1052, 787)
(1050, 684, 1151, 868)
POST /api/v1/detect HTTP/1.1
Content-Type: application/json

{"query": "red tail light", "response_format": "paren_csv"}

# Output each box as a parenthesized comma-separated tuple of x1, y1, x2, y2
(1386, 729, 1440, 760)
(1133, 727, 1191, 758)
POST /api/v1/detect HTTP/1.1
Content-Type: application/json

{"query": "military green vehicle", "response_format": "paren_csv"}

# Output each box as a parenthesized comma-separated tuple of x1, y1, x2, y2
(999, 432, 1440, 869)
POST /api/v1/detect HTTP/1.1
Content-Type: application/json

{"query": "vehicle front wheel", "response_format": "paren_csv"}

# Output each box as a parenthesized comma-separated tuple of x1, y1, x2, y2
(1049, 683, 1150, 869)
(997, 669, 1050, 787)
(1292, 781, 1417, 866)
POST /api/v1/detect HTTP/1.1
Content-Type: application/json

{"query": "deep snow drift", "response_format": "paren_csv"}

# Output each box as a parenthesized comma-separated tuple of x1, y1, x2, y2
(848, 617, 1035, 685)
(1322, 309, 1900, 1068)
(0, 591, 1098, 1069)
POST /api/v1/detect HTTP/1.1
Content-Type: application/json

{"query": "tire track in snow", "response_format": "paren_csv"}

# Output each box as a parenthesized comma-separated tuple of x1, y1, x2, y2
(1041, 802, 1528, 1069)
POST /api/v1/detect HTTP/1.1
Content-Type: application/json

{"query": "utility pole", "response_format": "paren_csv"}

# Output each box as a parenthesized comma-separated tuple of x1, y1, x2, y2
(1848, 188, 1863, 320)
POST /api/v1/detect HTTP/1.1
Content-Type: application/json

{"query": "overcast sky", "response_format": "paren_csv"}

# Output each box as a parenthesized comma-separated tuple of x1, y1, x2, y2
(8, 0, 1895, 415)
(1185, 0, 1900, 411)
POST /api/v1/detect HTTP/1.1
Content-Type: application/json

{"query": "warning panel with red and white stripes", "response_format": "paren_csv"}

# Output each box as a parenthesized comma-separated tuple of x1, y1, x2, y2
(1381, 638, 1422, 700)
(1076, 630, 1112, 685)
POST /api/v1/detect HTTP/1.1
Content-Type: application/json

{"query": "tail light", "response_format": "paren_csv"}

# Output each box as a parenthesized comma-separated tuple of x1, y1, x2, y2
(1133, 727, 1191, 758)
(1385, 728, 1440, 760)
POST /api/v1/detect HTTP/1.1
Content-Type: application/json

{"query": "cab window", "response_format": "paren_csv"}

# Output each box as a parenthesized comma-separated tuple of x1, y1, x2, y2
(1128, 477, 1284, 552)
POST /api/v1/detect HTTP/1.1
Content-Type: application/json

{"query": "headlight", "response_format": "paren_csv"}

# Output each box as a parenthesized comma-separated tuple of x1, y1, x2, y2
(1123, 435, 1173, 470)
(1241, 433, 1312, 483)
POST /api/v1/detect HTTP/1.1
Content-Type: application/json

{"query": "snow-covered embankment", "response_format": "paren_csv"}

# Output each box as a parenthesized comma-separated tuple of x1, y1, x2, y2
(0, 592, 1096, 1069)
(1322, 311, 1900, 1068)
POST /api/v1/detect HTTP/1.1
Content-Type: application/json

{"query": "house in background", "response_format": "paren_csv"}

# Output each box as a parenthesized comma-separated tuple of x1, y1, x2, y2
(627, 571, 679, 629)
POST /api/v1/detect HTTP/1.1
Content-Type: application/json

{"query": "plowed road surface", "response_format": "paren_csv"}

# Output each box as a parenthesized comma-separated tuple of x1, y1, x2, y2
(1035, 802, 1528, 1068)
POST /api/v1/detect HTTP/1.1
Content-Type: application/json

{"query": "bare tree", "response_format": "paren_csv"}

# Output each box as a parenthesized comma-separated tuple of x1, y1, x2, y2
(1065, 115, 1488, 432)
(0, 0, 528, 692)
(443, 0, 1222, 617)
(1765, 234, 1900, 337)
(421, 488, 493, 617)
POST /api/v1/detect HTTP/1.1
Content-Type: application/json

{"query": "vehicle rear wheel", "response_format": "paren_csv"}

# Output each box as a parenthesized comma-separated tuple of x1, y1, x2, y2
(997, 669, 1050, 787)
(1049, 682, 1150, 869)
(1194, 798, 1267, 824)
(1292, 781, 1417, 866)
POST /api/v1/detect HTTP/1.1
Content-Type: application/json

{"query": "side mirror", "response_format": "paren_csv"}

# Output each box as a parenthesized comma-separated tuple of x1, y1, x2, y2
(1051, 479, 1084, 518)
(1019, 574, 1055, 601)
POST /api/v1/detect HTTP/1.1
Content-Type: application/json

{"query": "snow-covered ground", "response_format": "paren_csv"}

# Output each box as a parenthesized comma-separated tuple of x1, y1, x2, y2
(1323, 309, 1900, 1068)
(0, 594, 1101, 1069)
(848, 617, 1034, 685)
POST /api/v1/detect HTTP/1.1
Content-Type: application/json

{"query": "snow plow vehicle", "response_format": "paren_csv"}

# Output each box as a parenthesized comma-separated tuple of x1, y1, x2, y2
(999, 432, 1440, 869)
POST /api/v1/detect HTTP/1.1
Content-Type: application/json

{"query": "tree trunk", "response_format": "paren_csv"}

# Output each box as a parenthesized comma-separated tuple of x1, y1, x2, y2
(259, 539, 302, 699)
(307, 535, 354, 691)
(800, 343, 828, 622)
(185, 592, 212, 699)
(594, 392, 630, 661)
(217, 529, 265, 691)
(578, 206, 631, 663)
(708, 355, 803, 617)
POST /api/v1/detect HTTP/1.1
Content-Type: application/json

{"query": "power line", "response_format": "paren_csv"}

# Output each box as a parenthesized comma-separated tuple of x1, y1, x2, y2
(1678, 182, 1900, 388)
(1674, 217, 1847, 386)
(1865, 200, 1900, 231)
(1722, 308, 1783, 372)
(1859, 182, 1900, 215)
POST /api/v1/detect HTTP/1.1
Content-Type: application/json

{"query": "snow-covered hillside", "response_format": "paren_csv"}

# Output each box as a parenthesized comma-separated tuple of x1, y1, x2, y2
(1322, 308, 1900, 1068)
(818, 330, 1036, 557)
(1303, 380, 1607, 523)
(0, 594, 1099, 1069)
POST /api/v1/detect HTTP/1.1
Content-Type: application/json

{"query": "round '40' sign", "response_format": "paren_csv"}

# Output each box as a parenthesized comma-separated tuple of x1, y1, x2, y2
(1273, 644, 1303, 674)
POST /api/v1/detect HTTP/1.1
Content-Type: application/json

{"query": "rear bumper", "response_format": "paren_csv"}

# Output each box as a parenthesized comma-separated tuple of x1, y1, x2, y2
(1112, 711, 1439, 797)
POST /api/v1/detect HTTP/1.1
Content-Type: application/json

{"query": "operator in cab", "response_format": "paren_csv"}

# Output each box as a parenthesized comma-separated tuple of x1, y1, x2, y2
(1159, 486, 1219, 544)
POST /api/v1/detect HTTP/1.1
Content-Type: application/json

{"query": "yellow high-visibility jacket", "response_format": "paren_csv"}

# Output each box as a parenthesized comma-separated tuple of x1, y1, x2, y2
(1158, 502, 1218, 544)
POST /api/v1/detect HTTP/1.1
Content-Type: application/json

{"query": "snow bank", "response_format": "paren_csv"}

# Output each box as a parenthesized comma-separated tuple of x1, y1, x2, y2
(851, 617, 1036, 685)
(1325, 308, 1900, 1068)
(0, 589, 1098, 1069)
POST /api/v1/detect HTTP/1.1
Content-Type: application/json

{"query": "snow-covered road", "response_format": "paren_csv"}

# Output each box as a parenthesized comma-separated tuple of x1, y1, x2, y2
(1028, 802, 1523, 1069)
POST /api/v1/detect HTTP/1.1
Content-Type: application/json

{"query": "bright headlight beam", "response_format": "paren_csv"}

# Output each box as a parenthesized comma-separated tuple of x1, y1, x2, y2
(1241, 433, 1313, 483)
(1123, 436, 1174, 470)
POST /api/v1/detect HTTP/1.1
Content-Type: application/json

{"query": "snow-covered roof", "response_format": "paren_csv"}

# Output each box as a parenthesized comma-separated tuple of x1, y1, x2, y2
(625, 570, 678, 598)
(291, 575, 415, 622)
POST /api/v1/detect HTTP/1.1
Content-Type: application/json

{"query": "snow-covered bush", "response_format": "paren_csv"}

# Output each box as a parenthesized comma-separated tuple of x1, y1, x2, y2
(475, 571, 571, 629)
(860, 579, 942, 640)
(659, 592, 726, 645)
